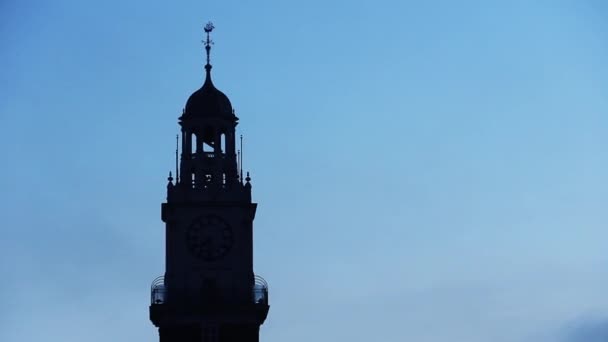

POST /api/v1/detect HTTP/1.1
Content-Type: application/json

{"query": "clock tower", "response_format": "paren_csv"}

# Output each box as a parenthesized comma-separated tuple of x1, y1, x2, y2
(149, 23, 269, 342)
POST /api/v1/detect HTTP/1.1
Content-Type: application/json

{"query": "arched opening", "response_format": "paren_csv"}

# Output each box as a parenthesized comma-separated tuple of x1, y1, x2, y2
(220, 133, 226, 154)
(191, 133, 197, 154)
(202, 126, 215, 153)
(202, 141, 214, 152)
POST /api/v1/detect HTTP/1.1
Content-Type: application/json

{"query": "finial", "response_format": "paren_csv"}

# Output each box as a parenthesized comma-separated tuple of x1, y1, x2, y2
(245, 171, 251, 183)
(237, 149, 241, 181)
(240, 134, 244, 182)
(203, 21, 215, 68)
(168, 171, 174, 184)
(175, 134, 179, 184)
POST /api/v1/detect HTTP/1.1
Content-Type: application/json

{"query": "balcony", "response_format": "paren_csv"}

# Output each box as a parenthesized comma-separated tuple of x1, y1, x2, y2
(151, 276, 166, 304)
(253, 275, 269, 305)
(150, 275, 269, 306)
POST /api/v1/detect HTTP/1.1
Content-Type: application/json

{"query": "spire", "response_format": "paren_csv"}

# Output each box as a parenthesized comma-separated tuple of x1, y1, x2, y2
(203, 21, 215, 79)
(183, 21, 234, 119)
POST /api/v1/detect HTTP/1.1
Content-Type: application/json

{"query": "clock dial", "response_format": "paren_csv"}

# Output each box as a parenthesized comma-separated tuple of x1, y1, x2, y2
(186, 215, 234, 261)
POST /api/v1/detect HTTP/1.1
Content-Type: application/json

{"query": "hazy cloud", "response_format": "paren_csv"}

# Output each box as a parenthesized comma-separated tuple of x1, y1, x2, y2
(560, 316, 608, 342)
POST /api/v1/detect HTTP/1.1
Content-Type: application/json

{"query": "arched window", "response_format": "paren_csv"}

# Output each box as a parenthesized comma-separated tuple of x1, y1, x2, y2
(220, 133, 226, 154)
(191, 133, 197, 154)
(202, 126, 215, 153)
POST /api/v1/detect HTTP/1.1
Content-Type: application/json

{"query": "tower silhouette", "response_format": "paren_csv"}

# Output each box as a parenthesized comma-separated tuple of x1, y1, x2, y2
(149, 23, 269, 342)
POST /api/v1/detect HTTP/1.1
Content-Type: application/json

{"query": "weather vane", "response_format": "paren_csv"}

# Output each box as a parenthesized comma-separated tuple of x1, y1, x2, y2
(204, 21, 215, 66)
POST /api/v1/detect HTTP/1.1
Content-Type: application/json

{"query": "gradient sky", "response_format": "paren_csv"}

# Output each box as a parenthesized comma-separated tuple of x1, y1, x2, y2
(2, 1, 608, 341)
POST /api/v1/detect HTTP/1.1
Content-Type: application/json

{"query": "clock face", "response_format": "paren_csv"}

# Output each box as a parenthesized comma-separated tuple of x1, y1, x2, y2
(186, 215, 234, 261)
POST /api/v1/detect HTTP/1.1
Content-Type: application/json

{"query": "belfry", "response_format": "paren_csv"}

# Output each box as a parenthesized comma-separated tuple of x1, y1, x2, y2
(149, 23, 269, 342)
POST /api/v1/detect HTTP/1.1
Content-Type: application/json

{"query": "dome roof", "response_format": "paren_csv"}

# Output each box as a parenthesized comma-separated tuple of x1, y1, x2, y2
(183, 66, 234, 119)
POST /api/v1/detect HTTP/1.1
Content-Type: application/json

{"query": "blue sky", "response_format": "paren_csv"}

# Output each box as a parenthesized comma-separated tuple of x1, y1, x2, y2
(1, 0, 608, 341)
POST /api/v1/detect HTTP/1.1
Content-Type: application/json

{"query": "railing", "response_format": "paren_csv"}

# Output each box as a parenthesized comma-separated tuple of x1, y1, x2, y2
(150, 276, 166, 304)
(253, 275, 269, 305)
(149, 275, 269, 305)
